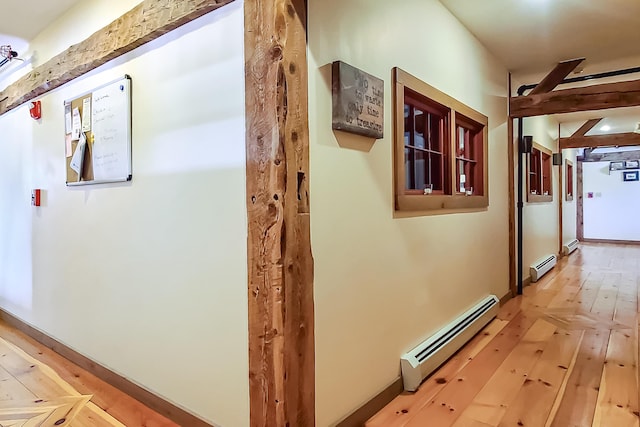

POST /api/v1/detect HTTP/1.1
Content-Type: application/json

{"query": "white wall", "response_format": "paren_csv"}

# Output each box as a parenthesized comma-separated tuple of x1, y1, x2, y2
(583, 161, 640, 241)
(0, 1, 249, 426)
(309, 1, 509, 424)
(522, 116, 559, 275)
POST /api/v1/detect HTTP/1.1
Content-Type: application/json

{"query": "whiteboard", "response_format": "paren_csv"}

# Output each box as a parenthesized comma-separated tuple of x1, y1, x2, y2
(66, 75, 132, 185)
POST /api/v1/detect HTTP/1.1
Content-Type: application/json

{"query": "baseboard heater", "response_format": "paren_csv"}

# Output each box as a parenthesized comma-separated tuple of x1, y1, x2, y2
(530, 254, 557, 282)
(562, 239, 579, 256)
(400, 295, 499, 391)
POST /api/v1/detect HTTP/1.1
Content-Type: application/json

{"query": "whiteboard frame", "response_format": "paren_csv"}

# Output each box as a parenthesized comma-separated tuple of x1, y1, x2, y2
(65, 75, 132, 186)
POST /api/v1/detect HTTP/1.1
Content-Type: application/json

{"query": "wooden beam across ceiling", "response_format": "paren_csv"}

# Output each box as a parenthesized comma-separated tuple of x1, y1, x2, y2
(0, 0, 234, 116)
(571, 118, 602, 137)
(560, 132, 640, 149)
(510, 79, 640, 118)
(580, 149, 640, 162)
(529, 58, 585, 95)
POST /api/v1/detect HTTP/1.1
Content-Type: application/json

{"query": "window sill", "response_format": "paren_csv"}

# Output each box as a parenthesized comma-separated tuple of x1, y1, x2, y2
(396, 194, 488, 213)
(527, 194, 553, 203)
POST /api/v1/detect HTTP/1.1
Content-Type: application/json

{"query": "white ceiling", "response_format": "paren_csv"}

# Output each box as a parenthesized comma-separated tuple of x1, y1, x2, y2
(2, 0, 83, 41)
(0, 0, 84, 56)
(439, 0, 640, 76)
(439, 0, 640, 144)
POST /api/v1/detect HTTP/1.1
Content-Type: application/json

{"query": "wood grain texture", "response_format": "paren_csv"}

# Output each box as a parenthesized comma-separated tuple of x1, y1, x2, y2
(0, 310, 196, 427)
(571, 118, 603, 138)
(244, 0, 314, 426)
(510, 79, 640, 118)
(508, 76, 516, 298)
(577, 161, 584, 241)
(560, 133, 640, 149)
(529, 58, 585, 95)
(0, 0, 234, 116)
(581, 149, 640, 162)
(0, 334, 127, 426)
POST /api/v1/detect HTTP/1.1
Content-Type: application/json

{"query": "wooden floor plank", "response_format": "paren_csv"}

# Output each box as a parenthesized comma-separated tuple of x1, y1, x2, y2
(404, 318, 554, 426)
(592, 330, 639, 426)
(548, 330, 610, 427)
(453, 319, 558, 426)
(0, 321, 178, 427)
(365, 319, 509, 427)
(497, 328, 583, 427)
(371, 243, 640, 427)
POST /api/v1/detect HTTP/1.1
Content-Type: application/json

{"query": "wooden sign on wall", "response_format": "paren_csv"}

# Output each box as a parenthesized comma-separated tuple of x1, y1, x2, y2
(332, 61, 384, 139)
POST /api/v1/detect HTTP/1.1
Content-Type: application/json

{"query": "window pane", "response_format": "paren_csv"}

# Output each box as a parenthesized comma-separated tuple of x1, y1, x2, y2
(405, 147, 413, 190)
(428, 114, 441, 152)
(414, 109, 425, 149)
(414, 150, 427, 189)
(404, 104, 411, 147)
(430, 153, 442, 190)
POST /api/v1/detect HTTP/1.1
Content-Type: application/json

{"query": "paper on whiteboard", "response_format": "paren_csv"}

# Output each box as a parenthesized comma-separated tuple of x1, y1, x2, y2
(92, 81, 129, 181)
(82, 98, 92, 132)
(64, 104, 72, 134)
(70, 132, 86, 174)
(71, 107, 81, 140)
(65, 134, 72, 158)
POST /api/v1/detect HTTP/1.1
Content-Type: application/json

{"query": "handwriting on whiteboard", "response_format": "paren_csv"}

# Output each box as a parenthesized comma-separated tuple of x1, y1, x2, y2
(91, 80, 129, 181)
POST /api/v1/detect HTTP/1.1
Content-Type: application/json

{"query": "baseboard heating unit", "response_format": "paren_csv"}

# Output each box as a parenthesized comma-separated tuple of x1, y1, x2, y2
(562, 239, 579, 256)
(530, 254, 557, 282)
(400, 295, 499, 391)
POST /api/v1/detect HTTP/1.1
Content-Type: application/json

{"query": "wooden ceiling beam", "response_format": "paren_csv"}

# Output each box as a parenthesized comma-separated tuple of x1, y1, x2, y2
(529, 58, 585, 95)
(510, 79, 640, 118)
(571, 118, 602, 137)
(581, 149, 640, 162)
(560, 132, 640, 149)
(0, 0, 234, 116)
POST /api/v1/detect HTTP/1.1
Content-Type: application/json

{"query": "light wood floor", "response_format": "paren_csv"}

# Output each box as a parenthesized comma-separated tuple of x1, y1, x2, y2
(0, 320, 178, 426)
(368, 243, 640, 427)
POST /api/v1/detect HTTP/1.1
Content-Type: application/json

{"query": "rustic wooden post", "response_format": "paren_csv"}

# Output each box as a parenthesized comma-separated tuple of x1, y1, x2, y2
(244, 0, 314, 426)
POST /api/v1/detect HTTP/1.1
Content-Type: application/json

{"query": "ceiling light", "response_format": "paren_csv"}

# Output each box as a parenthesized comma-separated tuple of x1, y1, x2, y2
(600, 125, 611, 132)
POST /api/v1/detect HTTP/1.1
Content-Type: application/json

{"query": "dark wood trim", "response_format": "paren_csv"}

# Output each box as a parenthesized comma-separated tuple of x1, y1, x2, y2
(529, 58, 585, 95)
(565, 160, 574, 201)
(335, 379, 404, 427)
(581, 238, 640, 245)
(507, 75, 516, 298)
(0, 0, 234, 116)
(510, 79, 640, 118)
(560, 133, 640, 150)
(558, 148, 563, 256)
(577, 160, 584, 240)
(571, 118, 602, 138)
(0, 308, 211, 427)
(244, 1, 315, 426)
(581, 149, 640, 162)
(500, 290, 514, 306)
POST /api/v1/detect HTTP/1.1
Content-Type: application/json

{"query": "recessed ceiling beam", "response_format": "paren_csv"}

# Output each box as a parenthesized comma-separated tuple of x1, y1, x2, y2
(560, 132, 640, 150)
(0, 0, 234, 116)
(510, 79, 640, 118)
(571, 118, 602, 138)
(529, 58, 585, 95)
